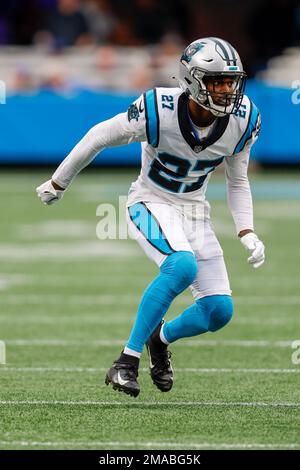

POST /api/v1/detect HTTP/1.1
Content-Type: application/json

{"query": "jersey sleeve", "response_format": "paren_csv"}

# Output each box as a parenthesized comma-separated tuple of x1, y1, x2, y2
(225, 145, 254, 235)
(225, 101, 261, 234)
(122, 93, 148, 142)
(52, 95, 147, 189)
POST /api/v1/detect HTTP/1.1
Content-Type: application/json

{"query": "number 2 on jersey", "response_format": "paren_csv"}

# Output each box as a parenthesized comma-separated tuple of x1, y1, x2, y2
(148, 153, 224, 193)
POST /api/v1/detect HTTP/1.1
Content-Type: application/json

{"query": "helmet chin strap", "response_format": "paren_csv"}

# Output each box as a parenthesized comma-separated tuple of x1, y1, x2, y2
(190, 94, 227, 117)
(203, 103, 227, 117)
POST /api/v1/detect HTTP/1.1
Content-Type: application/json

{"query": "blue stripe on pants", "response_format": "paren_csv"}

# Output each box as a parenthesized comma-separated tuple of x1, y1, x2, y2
(128, 202, 174, 256)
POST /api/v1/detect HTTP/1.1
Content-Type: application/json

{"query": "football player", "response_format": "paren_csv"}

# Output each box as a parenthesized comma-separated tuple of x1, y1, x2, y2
(37, 37, 265, 397)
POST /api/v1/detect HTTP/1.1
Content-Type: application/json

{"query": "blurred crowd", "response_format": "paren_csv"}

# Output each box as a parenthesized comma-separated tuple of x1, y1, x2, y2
(0, 0, 189, 48)
(0, 0, 299, 92)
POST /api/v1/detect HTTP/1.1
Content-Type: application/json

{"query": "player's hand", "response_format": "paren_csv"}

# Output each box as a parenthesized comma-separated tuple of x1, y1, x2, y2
(240, 232, 265, 268)
(36, 179, 65, 205)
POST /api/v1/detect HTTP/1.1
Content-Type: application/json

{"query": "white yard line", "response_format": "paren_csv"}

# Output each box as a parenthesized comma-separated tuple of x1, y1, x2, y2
(2, 293, 300, 306)
(0, 315, 296, 326)
(234, 319, 293, 326)
(17, 220, 95, 239)
(0, 400, 299, 407)
(3, 339, 295, 347)
(0, 294, 146, 305)
(0, 440, 298, 449)
(0, 242, 139, 260)
(0, 279, 9, 290)
(0, 367, 299, 374)
(4, 272, 300, 288)
(0, 274, 32, 291)
(0, 316, 133, 324)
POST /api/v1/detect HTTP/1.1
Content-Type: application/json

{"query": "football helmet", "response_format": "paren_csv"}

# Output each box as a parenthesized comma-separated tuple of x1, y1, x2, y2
(178, 37, 247, 116)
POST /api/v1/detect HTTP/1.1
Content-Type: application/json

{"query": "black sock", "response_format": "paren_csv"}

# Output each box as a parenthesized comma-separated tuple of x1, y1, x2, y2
(117, 351, 140, 368)
(151, 322, 167, 352)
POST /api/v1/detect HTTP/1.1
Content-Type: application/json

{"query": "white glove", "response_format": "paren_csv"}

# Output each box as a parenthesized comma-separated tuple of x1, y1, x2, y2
(240, 232, 265, 268)
(36, 179, 65, 205)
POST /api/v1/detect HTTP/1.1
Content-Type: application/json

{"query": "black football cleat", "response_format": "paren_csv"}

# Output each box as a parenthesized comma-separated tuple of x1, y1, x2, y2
(146, 321, 174, 392)
(105, 353, 140, 398)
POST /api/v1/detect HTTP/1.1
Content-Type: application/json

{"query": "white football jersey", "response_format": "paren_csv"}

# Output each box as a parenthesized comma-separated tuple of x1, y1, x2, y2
(126, 87, 260, 207)
(52, 85, 260, 233)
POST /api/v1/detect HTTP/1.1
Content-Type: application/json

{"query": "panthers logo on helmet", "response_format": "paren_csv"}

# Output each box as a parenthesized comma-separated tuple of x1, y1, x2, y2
(181, 42, 204, 64)
(127, 104, 140, 122)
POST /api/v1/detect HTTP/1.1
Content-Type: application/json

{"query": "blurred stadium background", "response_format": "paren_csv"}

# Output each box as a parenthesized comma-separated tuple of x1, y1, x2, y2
(1, 0, 300, 451)
(0, 0, 300, 164)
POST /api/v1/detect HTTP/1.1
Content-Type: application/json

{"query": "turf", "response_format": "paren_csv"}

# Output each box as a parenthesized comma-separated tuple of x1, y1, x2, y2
(0, 169, 299, 450)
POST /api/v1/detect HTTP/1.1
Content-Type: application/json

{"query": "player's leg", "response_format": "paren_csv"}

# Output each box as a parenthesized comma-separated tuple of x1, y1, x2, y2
(150, 218, 233, 346)
(105, 202, 198, 396)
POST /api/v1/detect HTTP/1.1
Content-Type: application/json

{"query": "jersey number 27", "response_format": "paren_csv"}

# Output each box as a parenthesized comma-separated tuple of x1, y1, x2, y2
(148, 153, 224, 193)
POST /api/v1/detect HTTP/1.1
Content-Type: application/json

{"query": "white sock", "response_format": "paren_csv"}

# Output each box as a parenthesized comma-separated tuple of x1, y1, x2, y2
(160, 324, 169, 345)
(123, 347, 141, 359)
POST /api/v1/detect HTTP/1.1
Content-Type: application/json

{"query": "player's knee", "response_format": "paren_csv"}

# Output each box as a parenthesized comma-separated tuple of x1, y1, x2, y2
(161, 251, 198, 293)
(207, 295, 234, 332)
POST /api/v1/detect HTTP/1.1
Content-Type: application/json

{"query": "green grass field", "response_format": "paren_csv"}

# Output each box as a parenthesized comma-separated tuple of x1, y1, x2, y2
(0, 169, 300, 450)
